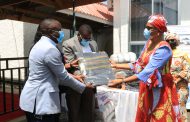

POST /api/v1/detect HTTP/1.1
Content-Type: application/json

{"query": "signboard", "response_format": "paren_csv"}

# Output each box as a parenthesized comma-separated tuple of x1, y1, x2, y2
(167, 25, 190, 109)
(75, 51, 115, 86)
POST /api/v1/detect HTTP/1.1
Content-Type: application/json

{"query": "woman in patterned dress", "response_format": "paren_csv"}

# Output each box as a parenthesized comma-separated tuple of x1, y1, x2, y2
(108, 15, 181, 122)
(165, 32, 190, 122)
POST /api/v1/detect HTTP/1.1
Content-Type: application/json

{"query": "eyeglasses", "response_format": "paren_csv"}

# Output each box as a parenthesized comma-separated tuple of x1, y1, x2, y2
(79, 34, 91, 40)
(51, 29, 61, 33)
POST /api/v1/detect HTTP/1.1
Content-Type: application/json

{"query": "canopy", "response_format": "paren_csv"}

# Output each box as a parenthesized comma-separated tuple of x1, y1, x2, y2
(0, 0, 107, 29)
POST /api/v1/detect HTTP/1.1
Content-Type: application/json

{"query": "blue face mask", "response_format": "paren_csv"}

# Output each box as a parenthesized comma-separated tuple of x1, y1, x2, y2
(143, 28, 150, 40)
(57, 31, 64, 43)
(80, 39, 90, 47)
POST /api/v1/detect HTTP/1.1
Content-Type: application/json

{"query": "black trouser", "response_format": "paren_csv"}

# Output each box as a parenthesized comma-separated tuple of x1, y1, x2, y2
(25, 112, 60, 122)
(59, 86, 96, 122)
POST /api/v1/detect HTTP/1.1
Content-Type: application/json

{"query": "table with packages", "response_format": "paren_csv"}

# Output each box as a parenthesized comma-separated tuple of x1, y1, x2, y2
(61, 85, 139, 122)
(96, 85, 139, 122)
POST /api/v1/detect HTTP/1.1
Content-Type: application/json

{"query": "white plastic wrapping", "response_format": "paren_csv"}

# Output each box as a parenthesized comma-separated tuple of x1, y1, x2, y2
(110, 52, 137, 63)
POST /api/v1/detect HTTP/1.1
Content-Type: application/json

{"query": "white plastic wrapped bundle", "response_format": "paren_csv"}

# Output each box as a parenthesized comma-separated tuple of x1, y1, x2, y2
(110, 52, 137, 63)
(128, 52, 137, 63)
(110, 52, 139, 89)
(95, 92, 115, 122)
(75, 51, 115, 86)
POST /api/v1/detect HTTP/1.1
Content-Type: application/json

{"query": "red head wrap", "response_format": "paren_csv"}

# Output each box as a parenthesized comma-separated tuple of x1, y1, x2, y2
(148, 14, 167, 33)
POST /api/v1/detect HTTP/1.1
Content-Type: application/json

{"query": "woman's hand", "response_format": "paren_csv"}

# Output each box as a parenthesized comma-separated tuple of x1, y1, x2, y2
(174, 77, 182, 84)
(110, 60, 117, 68)
(179, 71, 187, 78)
(108, 79, 123, 87)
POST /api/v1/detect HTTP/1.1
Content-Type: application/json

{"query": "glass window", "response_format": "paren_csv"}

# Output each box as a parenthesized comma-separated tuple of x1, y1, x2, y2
(154, 0, 178, 25)
(130, 0, 178, 55)
(130, 0, 152, 42)
(131, 45, 144, 57)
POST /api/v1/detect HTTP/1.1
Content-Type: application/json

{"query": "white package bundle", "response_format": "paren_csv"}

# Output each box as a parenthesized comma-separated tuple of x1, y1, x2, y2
(110, 52, 137, 63)
(95, 92, 115, 122)
(75, 51, 115, 86)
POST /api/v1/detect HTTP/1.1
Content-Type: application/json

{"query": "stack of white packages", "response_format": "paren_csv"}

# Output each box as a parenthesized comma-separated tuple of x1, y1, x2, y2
(110, 52, 139, 90)
(110, 52, 136, 78)
(95, 91, 116, 122)
(110, 52, 136, 63)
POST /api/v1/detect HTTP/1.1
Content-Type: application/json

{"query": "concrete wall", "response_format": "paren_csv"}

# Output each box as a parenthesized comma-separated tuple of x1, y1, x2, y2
(0, 20, 38, 58)
(0, 19, 75, 59)
(0, 19, 113, 59)
(179, 0, 190, 25)
(0, 20, 38, 80)
(113, 0, 130, 53)
(0, 19, 38, 59)
(95, 28, 113, 56)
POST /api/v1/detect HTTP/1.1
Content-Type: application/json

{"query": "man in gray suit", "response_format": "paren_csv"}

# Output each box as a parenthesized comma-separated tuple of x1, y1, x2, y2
(20, 19, 93, 122)
(62, 24, 98, 122)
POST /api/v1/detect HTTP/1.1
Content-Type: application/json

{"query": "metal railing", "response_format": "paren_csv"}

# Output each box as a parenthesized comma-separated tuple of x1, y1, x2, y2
(0, 57, 28, 115)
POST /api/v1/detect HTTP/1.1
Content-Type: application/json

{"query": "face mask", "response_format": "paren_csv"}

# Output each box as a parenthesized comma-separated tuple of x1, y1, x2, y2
(57, 31, 64, 43)
(80, 39, 90, 47)
(143, 28, 150, 40)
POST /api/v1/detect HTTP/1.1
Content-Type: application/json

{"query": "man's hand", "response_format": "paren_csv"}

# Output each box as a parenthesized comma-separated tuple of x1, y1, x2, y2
(74, 75, 85, 83)
(85, 82, 94, 89)
(65, 59, 79, 69)
(70, 59, 79, 68)
(83, 82, 96, 94)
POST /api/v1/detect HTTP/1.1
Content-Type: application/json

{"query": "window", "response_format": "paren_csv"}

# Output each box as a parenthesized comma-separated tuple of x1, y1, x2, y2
(154, 0, 178, 25)
(130, 0, 152, 42)
(130, 0, 178, 55)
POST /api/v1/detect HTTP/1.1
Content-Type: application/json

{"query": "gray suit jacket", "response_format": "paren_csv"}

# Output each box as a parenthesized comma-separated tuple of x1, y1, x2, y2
(62, 36, 98, 75)
(62, 36, 98, 63)
(20, 36, 85, 115)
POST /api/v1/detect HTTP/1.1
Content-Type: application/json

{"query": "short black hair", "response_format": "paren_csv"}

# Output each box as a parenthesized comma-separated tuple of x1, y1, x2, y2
(78, 24, 92, 35)
(39, 18, 60, 34)
(33, 26, 42, 44)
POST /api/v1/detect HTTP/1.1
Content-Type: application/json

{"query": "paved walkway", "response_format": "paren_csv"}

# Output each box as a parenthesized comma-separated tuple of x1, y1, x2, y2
(8, 111, 190, 122)
(8, 113, 68, 122)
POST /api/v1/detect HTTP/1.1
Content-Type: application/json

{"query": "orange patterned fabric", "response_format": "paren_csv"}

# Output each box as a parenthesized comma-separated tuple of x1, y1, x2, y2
(135, 41, 181, 122)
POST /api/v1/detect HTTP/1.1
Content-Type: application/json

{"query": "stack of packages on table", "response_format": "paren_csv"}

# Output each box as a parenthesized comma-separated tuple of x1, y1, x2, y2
(75, 51, 139, 122)
(110, 52, 139, 91)
(75, 51, 115, 86)
(75, 51, 115, 122)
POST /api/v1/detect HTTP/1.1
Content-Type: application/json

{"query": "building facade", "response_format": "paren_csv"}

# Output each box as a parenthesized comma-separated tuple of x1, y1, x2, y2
(112, 0, 190, 56)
